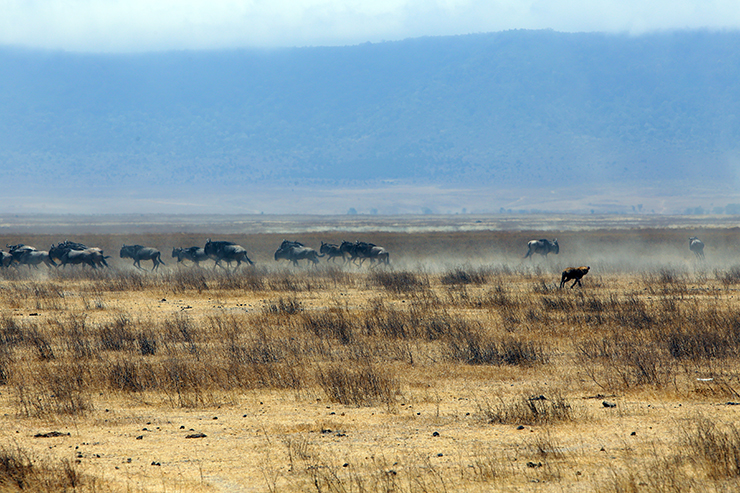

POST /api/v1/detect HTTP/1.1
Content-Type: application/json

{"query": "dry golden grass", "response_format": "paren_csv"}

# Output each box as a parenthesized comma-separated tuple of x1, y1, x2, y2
(1, 226, 740, 491)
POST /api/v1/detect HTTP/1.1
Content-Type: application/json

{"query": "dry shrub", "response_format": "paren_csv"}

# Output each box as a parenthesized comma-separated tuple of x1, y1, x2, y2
(317, 364, 399, 407)
(98, 314, 136, 352)
(480, 392, 574, 425)
(577, 335, 675, 389)
(0, 446, 84, 492)
(263, 297, 303, 315)
(687, 418, 740, 480)
(440, 267, 487, 285)
(16, 364, 93, 417)
(369, 271, 428, 294)
(447, 332, 547, 366)
(301, 309, 355, 344)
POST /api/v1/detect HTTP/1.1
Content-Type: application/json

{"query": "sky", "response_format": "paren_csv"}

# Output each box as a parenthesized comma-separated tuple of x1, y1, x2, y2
(1, 0, 739, 52)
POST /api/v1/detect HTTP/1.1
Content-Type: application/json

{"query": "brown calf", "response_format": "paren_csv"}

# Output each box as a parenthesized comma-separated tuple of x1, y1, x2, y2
(560, 266, 590, 289)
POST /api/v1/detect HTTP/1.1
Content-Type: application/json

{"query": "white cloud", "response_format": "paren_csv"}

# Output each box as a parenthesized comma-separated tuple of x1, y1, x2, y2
(1, 0, 739, 52)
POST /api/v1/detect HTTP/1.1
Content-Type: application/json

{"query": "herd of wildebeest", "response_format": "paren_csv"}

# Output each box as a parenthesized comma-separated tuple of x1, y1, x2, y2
(0, 235, 708, 289)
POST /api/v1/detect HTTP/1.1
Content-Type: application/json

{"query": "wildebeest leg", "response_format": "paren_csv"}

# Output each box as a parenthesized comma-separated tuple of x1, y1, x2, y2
(571, 278, 581, 288)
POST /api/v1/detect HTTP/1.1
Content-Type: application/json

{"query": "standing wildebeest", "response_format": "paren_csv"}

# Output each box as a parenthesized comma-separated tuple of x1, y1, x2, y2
(320, 242, 345, 263)
(524, 239, 559, 259)
(50, 241, 109, 268)
(172, 247, 210, 266)
(120, 245, 165, 271)
(274, 241, 322, 266)
(689, 237, 705, 259)
(204, 239, 254, 269)
(560, 266, 590, 289)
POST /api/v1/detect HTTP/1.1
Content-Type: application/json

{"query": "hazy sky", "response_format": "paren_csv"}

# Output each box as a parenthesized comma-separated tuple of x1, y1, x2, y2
(1, 0, 739, 52)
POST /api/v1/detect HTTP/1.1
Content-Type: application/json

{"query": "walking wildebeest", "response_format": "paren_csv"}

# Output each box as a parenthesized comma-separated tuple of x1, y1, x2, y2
(204, 239, 254, 269)
(58, 249, 109, 269)
(120, 245, 165, 271)
(17, 249, 57, 269)
(340, 240, 390, 266)
(172, 247, 210, 266)
(320, 242, 345, 263)
(689, 237, 705, 259)
(524, 239, 559, 259)
(50, 241, 109, 268)
(274, 241, 322, 266)
(6, 244, 57, 268)
(560, 266, 590, 289)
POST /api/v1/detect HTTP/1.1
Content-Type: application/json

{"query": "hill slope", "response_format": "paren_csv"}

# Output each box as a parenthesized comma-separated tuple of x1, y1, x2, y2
(1, 29, 739, 195)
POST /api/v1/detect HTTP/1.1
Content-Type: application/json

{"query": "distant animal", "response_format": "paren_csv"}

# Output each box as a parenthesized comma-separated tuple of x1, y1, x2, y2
(689, 237, 705, 259)
(204, 239, 254, 269)
(119, 244, 165, 271)
(320, 242, 345, 263)
(7, 244, 36, 266)
(58, 249, 109, 269)
(274, 241, 322, 266)
(0, 251, 11, 268)
(340, 240, 389, 266)
(172, 247, 210, 266)
(50, 241, 109, 268)
(524, 239, 559, 259)
(16, 249, 57, 269)
(560, 266, 590, 289)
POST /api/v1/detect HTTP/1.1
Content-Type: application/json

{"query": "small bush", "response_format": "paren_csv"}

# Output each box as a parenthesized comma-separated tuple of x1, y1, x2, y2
(480, 392, 574, 426)
(317, 364, 399, 407)
(687, 418, 740, 479)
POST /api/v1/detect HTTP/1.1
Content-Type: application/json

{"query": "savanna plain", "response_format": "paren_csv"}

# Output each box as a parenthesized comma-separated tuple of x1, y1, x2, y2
(2, 216, 740, 492)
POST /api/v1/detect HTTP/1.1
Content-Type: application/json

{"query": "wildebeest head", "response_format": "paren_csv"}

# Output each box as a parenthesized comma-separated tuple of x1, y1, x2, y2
(551, 239, 559, 254)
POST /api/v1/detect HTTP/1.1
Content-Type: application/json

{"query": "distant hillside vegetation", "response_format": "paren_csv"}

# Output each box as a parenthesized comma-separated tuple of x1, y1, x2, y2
(1, 30, 739, 191)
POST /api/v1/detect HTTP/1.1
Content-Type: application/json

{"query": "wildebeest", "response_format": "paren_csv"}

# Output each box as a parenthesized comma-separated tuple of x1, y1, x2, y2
(7, 244, 36, 265)
(204, 239, 254, 269)
(689, 237, 705, 259)
(6, 244, 57, 268)
(560, 266, 590, 289)
(172, 247, 210, 266)
(274, 241, 322, 266)
(120, 245, 165, 271)
(17, 249, 57, 269)
(340, 240, 390, 266)
(320, 241, 345, 263)
(50, 241, 109, 268)
(58, 249, 109, 269)
(524, 239, 559, 259)
(0, 251, 11, 268)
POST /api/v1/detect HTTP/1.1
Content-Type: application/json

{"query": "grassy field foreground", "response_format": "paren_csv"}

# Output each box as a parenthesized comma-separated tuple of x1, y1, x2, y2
(0, 228, 740, 491)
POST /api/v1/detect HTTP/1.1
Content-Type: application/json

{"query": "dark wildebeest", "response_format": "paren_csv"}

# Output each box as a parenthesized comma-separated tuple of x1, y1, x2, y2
(689, 237, 705, 259)
(172, 247, 210, 266)
(50, 241, 109, 268)
(58, 249, 109, 269)
(204, 239, 254, 269)
(6, 244, 57, 268)
(340, 240, 390, 266)
(120, 245, 165, 271)
(7, 244, 35, 265)
(274, 241, 322, 266)
(320, 242, 345, 263)
(0, 251, 12, 268)
(560, 266, 590, 289)
(524, 239, 559, 259)
(17, 249, 57, 269)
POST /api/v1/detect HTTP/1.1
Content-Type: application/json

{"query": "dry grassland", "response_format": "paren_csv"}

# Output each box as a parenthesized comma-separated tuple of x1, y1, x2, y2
(1, 225, 740, 492)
